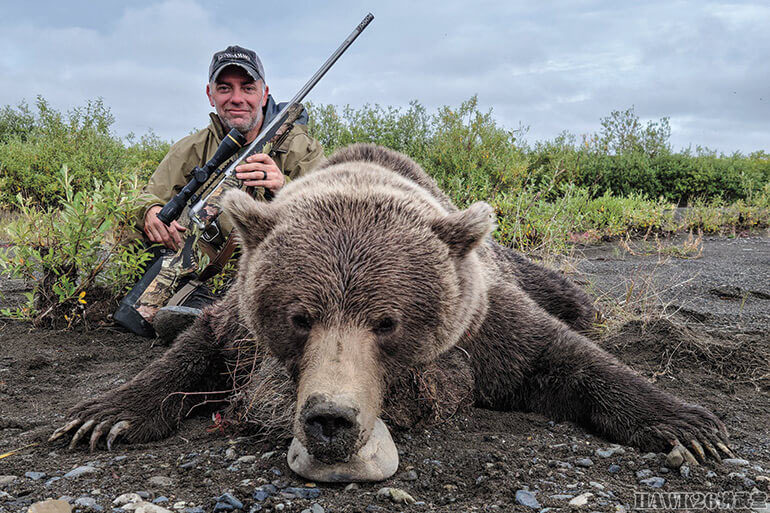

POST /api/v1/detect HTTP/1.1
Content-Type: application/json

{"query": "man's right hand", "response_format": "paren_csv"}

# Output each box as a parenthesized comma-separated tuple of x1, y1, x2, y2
(143, 205, 187, 250)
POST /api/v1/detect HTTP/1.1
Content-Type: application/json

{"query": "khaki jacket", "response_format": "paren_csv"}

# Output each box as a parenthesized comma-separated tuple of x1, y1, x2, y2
(135, 102, 324, 234)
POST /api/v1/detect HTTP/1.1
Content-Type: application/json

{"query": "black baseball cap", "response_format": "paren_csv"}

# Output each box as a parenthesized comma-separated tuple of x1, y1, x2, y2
(209, 45, 265, 83)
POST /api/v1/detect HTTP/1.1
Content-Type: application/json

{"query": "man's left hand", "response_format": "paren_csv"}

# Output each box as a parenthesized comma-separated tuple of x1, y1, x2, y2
(235, 153, 285, 192)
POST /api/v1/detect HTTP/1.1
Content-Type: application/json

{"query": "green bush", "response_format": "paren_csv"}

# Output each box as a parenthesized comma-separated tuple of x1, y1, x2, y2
(0, 166, 152, 327)
(0, 97, 169, 208)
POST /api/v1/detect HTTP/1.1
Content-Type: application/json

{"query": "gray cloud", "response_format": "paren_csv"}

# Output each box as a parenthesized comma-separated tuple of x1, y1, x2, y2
(0, 0, 767, 153)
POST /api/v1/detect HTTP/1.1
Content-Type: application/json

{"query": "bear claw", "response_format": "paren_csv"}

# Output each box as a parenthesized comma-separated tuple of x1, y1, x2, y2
(107, 421, 131, 451)
(49, 417, 132, 452)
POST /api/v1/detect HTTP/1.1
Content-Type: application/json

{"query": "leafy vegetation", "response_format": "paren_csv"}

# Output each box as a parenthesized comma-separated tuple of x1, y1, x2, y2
(0, 166, 151, 327)
(0, 96, 767, 326)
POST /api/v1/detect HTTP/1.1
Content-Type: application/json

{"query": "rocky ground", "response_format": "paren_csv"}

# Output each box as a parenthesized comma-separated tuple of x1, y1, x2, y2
(1, 234, 768, 513)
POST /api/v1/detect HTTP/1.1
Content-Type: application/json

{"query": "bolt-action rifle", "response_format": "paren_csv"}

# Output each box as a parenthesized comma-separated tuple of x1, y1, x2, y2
(113, 13, 374, 338)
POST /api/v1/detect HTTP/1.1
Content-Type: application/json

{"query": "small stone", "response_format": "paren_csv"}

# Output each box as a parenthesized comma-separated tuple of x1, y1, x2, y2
(45, 477, 62, 487)
(568, 493, 593, 506)
(74, 497, 98, 508)
(344, 483, 359, 492)
(642, 452, 658, 460)
(608, 464, 621, 474)
(636, 469, 653, 479)
(376, 487, 416, 505)
(214, 493, 243, 511)
(136, 492, 151, 500)
(0, 475, 18, 487)
(253, 485, 278, 502)
(659, 467, 670, 474)
(183, 508, 204, 513)
(365, 506, 385, 513)
(595, 445, 625, 458)
(28, 500, 73, 513)
(281, 487, 321, 500)
(260, 451, 276, 460)
(237, 456, 256, 464)
(680, 465, 691, 479)
(147, 476, 173, 488)
(225, 448, 238, 460)
(172, 502, 186, 509)
(514, 490, 540, 508)
(113, 456, 128, 463)
(549, 494, 574, 500)
(63, 466, 98, 479)
(728, 472, 747, 480)
(401, 470, 418, 481)
(576, 458, 594, 468)
(122, 501, 173, 513)
(722, 458, 750, 466)
(640, 477, 665, 488)
(152, 497, 169, 505)
(269, 467, 282, 476)
(26, 471, 47, 481)
(589, 481, 605, 490)
(300, 505, 324, 513)
(275, 505, 285, 511)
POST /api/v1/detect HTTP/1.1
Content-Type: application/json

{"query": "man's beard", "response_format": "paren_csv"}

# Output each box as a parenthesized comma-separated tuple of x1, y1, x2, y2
(223, 108, 263, 135)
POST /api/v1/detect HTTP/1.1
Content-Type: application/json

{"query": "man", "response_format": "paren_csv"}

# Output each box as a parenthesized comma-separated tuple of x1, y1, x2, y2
(116, 45, 324, 340)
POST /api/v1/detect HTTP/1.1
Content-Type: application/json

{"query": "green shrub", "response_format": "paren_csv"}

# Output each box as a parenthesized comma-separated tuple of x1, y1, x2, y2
(0, 97, 169, 208)
(0, 166, 152, 327)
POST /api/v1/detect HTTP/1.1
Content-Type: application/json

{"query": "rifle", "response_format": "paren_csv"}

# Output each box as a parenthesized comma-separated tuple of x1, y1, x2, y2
(114, 14, 374, 338)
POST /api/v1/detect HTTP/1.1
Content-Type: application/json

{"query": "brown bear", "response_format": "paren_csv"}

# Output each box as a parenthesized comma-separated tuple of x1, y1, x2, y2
(51, 143, 731, 482)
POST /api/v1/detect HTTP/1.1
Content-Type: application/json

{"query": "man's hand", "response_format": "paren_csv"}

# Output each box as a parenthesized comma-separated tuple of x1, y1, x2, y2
(143, 205, 187, 251)
(235, 153, 285, 192)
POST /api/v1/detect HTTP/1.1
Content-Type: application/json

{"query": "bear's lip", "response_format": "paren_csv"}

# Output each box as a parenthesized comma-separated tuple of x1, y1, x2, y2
(287, 418, 398, 482)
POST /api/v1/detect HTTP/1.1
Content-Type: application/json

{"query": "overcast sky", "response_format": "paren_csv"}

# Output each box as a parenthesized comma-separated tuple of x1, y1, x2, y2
(1, 1, 767, 154)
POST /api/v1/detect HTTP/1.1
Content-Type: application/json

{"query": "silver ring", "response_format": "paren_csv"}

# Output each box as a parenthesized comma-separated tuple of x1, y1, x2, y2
(262, 170, 268, 180)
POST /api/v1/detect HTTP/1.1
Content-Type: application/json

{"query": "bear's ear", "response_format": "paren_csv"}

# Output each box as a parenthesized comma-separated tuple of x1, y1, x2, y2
(431, 201, 496, 258)
(222, 189, 277, 250)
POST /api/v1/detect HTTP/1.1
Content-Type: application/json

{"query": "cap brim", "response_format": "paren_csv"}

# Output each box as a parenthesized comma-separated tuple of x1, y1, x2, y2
(210, 62, 262, 83)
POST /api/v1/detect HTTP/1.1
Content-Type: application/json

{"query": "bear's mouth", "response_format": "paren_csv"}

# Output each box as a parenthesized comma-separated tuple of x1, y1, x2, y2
(287, 418, 398, 482)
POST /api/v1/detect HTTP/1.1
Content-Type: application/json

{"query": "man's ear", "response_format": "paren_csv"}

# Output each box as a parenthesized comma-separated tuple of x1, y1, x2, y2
(431, 202, 496, 258)
(222, 189, 276, 251)
(206, 83, 215, 107)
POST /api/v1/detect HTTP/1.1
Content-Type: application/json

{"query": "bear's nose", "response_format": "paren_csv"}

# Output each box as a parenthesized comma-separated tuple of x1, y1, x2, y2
(306, 411, 356, 443)
(301, 395, 360, 462)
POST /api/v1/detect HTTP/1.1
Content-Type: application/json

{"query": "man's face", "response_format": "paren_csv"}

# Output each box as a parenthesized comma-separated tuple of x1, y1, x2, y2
(206, 65, 269, 135)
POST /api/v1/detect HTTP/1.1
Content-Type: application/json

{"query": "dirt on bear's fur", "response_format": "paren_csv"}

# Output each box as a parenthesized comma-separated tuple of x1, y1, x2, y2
(45, 144, 734, 485)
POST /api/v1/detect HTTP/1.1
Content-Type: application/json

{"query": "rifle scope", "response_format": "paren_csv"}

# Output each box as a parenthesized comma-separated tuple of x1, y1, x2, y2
(157, 128, 247, 225)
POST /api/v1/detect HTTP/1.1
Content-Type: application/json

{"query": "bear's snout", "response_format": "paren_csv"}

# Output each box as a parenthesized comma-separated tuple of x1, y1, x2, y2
(301, 394, 361, 464)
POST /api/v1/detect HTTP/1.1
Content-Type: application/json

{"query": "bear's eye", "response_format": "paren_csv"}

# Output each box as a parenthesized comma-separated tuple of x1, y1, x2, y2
(291, 314, 313, 332)
(372, 317, 397, 335)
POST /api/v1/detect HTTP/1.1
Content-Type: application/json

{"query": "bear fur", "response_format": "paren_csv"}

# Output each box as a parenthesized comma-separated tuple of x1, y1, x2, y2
(57, 143, 728, 474)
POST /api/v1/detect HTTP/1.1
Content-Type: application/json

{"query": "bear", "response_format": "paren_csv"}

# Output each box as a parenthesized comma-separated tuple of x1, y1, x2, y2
(51, 143, 732, 482)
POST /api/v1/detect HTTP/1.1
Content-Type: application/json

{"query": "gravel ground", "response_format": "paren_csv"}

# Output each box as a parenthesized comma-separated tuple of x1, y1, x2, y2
(1, 234, 768, 512)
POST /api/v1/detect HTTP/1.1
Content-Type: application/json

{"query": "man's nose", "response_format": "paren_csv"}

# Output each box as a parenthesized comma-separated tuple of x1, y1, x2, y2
(229, 87, 245, 104)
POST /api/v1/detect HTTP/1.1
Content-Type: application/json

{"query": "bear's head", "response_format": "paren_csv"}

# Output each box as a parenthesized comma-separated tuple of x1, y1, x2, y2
(222, 156, 493, 482)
